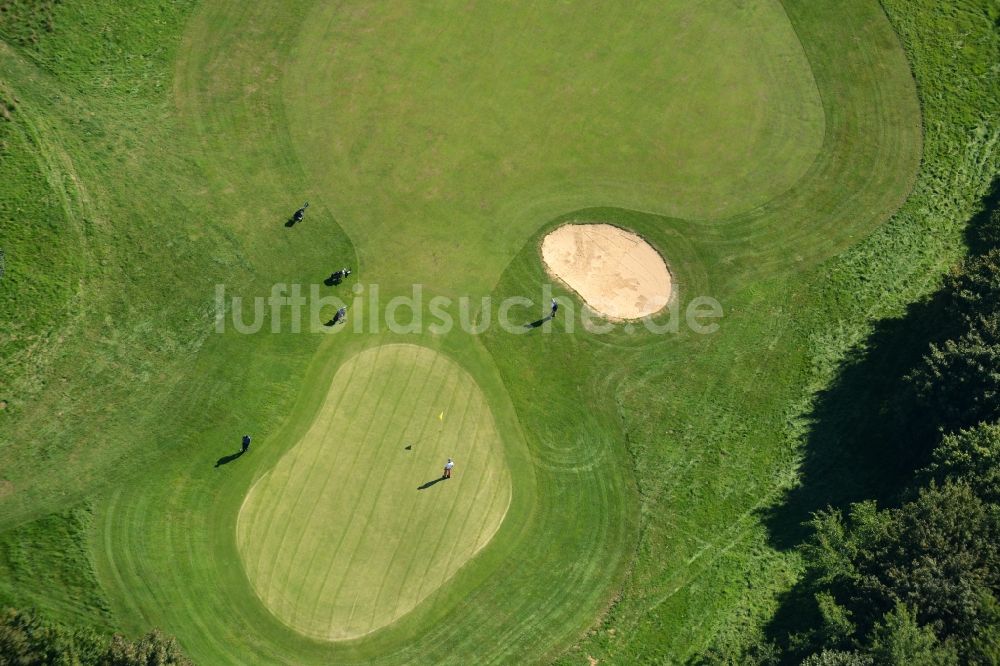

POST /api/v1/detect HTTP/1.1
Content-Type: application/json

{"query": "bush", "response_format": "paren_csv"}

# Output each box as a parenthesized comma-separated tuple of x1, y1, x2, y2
(945, 248, 1000, 326)
(103, 630, 191, 666)
(868, 603, 958, 666)
(921, 422, 1000, 503)
(0, 608, 191, 666)
(0, 607, 104, 665)
(800, 650, 873, 666)
(909, 315, 1000, 433)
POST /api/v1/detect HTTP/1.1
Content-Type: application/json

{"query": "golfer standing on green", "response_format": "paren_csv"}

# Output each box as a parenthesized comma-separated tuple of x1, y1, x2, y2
(443, 458, 454, 479)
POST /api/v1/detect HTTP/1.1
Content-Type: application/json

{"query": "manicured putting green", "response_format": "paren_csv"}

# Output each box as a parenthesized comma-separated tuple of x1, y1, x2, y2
(236, 344, 511, 640)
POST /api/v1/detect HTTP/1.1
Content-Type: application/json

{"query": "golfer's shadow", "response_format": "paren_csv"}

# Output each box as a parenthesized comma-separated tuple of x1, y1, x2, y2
(417, 477, 447, 490)
(284, 217, 298, 228)
(215, 451, 244, 467)
(525, 315, 553, 329)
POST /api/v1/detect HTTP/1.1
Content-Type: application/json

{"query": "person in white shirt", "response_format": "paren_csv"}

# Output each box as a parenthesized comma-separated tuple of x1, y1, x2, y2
(443, 458, 455, 479)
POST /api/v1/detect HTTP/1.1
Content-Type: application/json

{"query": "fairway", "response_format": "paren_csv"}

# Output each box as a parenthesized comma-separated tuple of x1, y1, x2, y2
(0, 0, 937, 662)
(280, 0, 826, 291)
(237, 344, 511, 640)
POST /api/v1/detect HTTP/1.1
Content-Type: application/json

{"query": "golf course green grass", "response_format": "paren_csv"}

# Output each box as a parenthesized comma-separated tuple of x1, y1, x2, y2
(237, 344, 512, 641)
(5, 0, 995, 663)
(281, 0, 826, 291)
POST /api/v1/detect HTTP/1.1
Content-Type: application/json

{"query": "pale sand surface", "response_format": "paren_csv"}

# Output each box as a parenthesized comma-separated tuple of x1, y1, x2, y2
(541, 224, 672, 319)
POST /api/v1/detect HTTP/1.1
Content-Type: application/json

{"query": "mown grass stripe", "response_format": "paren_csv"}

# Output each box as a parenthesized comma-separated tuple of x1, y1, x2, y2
(265, 343, 395, 594)
(361, 360, 473, 632)
(405, 374, 483, 607)
(312, 347, 439, 634)
(247, 343, 384, 597)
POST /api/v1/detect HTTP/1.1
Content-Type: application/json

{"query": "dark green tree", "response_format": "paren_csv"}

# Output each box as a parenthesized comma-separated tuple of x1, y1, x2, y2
(922, 422, 1000, 503)
(909, 315, 1000, 434)
(800, 650, 873, 666)
(0, 608, 104, 666)
(868, 602, 958, 665)
(0, 609, 191, 666)
(858, 483, 999, 636)
(945, 248, 1000, 325)
(102, 630, 192, 666)
(966, 591, 1000, 664)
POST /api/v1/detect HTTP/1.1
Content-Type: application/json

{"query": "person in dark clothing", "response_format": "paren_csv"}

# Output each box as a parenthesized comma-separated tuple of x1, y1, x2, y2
(292, 201, 309, 223)
(328, 267, 352, 285)
(241, 434, 251, 453)
(550, 298, 559, 319)
(332, 306, 347, 325)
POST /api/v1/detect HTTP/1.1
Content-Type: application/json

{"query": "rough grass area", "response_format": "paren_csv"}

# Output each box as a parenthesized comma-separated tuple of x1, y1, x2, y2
(0, 506, 114, 632)
(0, 0, 196, 97)
(0, 0, 56, 49)
(0, 116, 81, 371)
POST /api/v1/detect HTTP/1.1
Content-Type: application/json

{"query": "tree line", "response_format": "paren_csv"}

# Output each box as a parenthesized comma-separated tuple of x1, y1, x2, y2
(0, 607, 191, 666)
(756, 192, 1000, 665)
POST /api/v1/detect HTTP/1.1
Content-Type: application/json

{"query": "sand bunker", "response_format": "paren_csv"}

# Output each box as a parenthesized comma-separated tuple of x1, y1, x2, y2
(541, 223, 672, 320)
